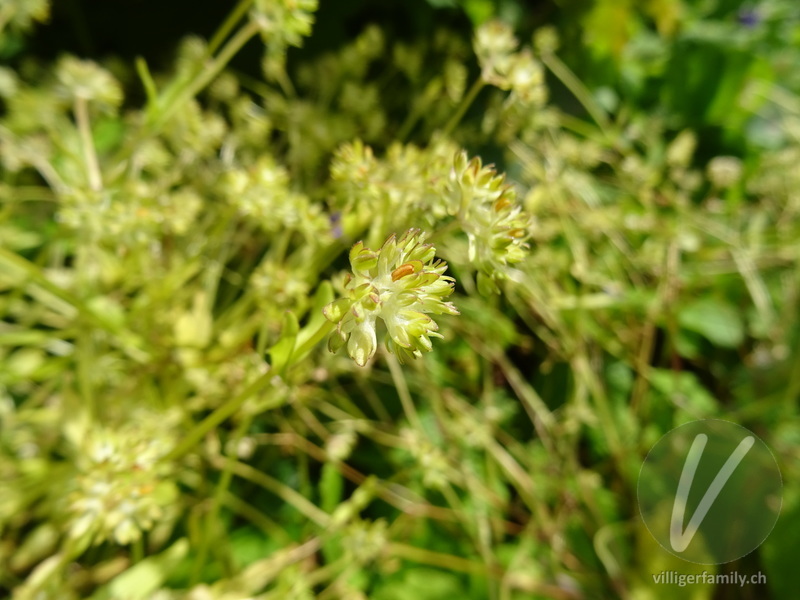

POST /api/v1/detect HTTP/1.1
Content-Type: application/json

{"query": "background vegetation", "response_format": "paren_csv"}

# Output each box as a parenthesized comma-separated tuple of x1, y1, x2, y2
(1, 0, 799, 598)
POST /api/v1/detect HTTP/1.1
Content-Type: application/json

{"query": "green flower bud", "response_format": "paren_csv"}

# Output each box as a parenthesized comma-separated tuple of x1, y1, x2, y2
(324, 229, 458, 366)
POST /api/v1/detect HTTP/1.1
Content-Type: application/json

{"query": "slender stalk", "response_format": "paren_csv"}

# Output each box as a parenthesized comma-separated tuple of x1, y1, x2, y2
(191, 414, 253, 583)
(163, 368, 279, 462)
(135, 57, 158, 103)
(442, 78, 485, 137)
(154, 20, 260, 131)
(74, 97, 103, 192)
(211, 455, 332, 527)
(388, 542, 501, 577)
(384, 350, 422, 430)
(540, 52, 610, 134)
(207, 0, 254, 56)
(131, 536, 145, 564)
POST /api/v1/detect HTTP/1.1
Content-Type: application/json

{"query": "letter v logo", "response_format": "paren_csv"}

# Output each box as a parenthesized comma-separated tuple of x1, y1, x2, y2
(669, 433, 755, 552)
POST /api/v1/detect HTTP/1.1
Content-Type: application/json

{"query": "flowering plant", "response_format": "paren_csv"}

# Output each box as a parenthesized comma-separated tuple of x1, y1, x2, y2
(1, 0, 799, 598)
(323, 229, 458, 366)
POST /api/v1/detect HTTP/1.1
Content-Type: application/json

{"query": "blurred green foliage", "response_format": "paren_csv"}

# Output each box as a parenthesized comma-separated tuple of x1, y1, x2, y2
(1, 0, 800, 598)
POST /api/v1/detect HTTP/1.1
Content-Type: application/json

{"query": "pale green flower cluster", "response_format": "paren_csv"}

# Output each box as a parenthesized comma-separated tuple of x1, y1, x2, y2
(251, 0, 317, 48)
(250, 258, 311, 311)
(324, 229, 458, 366)
(449, 151, 531, 294)
(473, 20, 546, 105)
(55, 56, 123, 108)
(0, 0, 49, 35)
(58, 186, 204, 243)
(63, 412, 181, 546)
(329, 140, 532, 295)
(251, 0, 319, 78)
(329, 138, 459, 239)
(221, 155, 328, 238)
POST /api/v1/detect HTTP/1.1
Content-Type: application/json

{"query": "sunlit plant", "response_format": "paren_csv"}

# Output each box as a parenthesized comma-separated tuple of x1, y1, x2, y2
(1, 0, 799, 598)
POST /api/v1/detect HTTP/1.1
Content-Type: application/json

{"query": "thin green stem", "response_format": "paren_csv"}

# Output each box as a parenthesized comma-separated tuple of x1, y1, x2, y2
(154, 20, 260, 131)
(442, 78, 485, 137)
(219, 490, 291, 542)
(0, 246, 149, 362)
(135, 57, 158, 103)
(389, 542, 501, 577)
(74, 97, 103, 192)
(384, 350, 422, 430)
(163, 369, 279, 462)
(541, 52, 610, 135)
(131, 536, 145, 564)
(207, 0, 254, 56)
(211, 456, 331, 527)
(191, 414, 254, 583)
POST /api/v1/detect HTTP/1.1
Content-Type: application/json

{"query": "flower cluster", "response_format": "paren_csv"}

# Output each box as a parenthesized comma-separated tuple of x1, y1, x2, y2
(473, 20, 546, 105)
(1, 0, 50, 35)
(250, 258, 311, 311)
(220, 155, 329, 238)
(328, 138, 458, 241)
(251, 0, 319, 79)
(329, 141, 531, 295)
(324, 229, 458, 366)
(58, 185, 204, 243)
(63, 411, 181, 546)
(449, 151, 531, 294)
(55, 56, 122, 108)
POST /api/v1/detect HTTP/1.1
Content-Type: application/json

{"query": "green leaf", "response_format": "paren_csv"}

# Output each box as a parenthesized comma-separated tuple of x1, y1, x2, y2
(648, 368, 718, 416)
(762, 498, 800, 599)
(0, 225, 41, 251)
(93, 117, 126, 153)
(294, 281, 337, 362)
(91, 539, 189, 600)
(373, 568, 468, 600)
(678, 297, 744, 348)
(462, 0, 495, 25)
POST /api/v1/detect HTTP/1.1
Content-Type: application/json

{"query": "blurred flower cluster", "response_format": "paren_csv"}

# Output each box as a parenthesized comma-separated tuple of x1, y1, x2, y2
(220, 155, 329, 238)
(2, 0, 800, 598)
(251, 0, 319, 79)
(328, 137, 458, 242)
(62, 410, 181, 546)
(473, 20, 547, 105)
